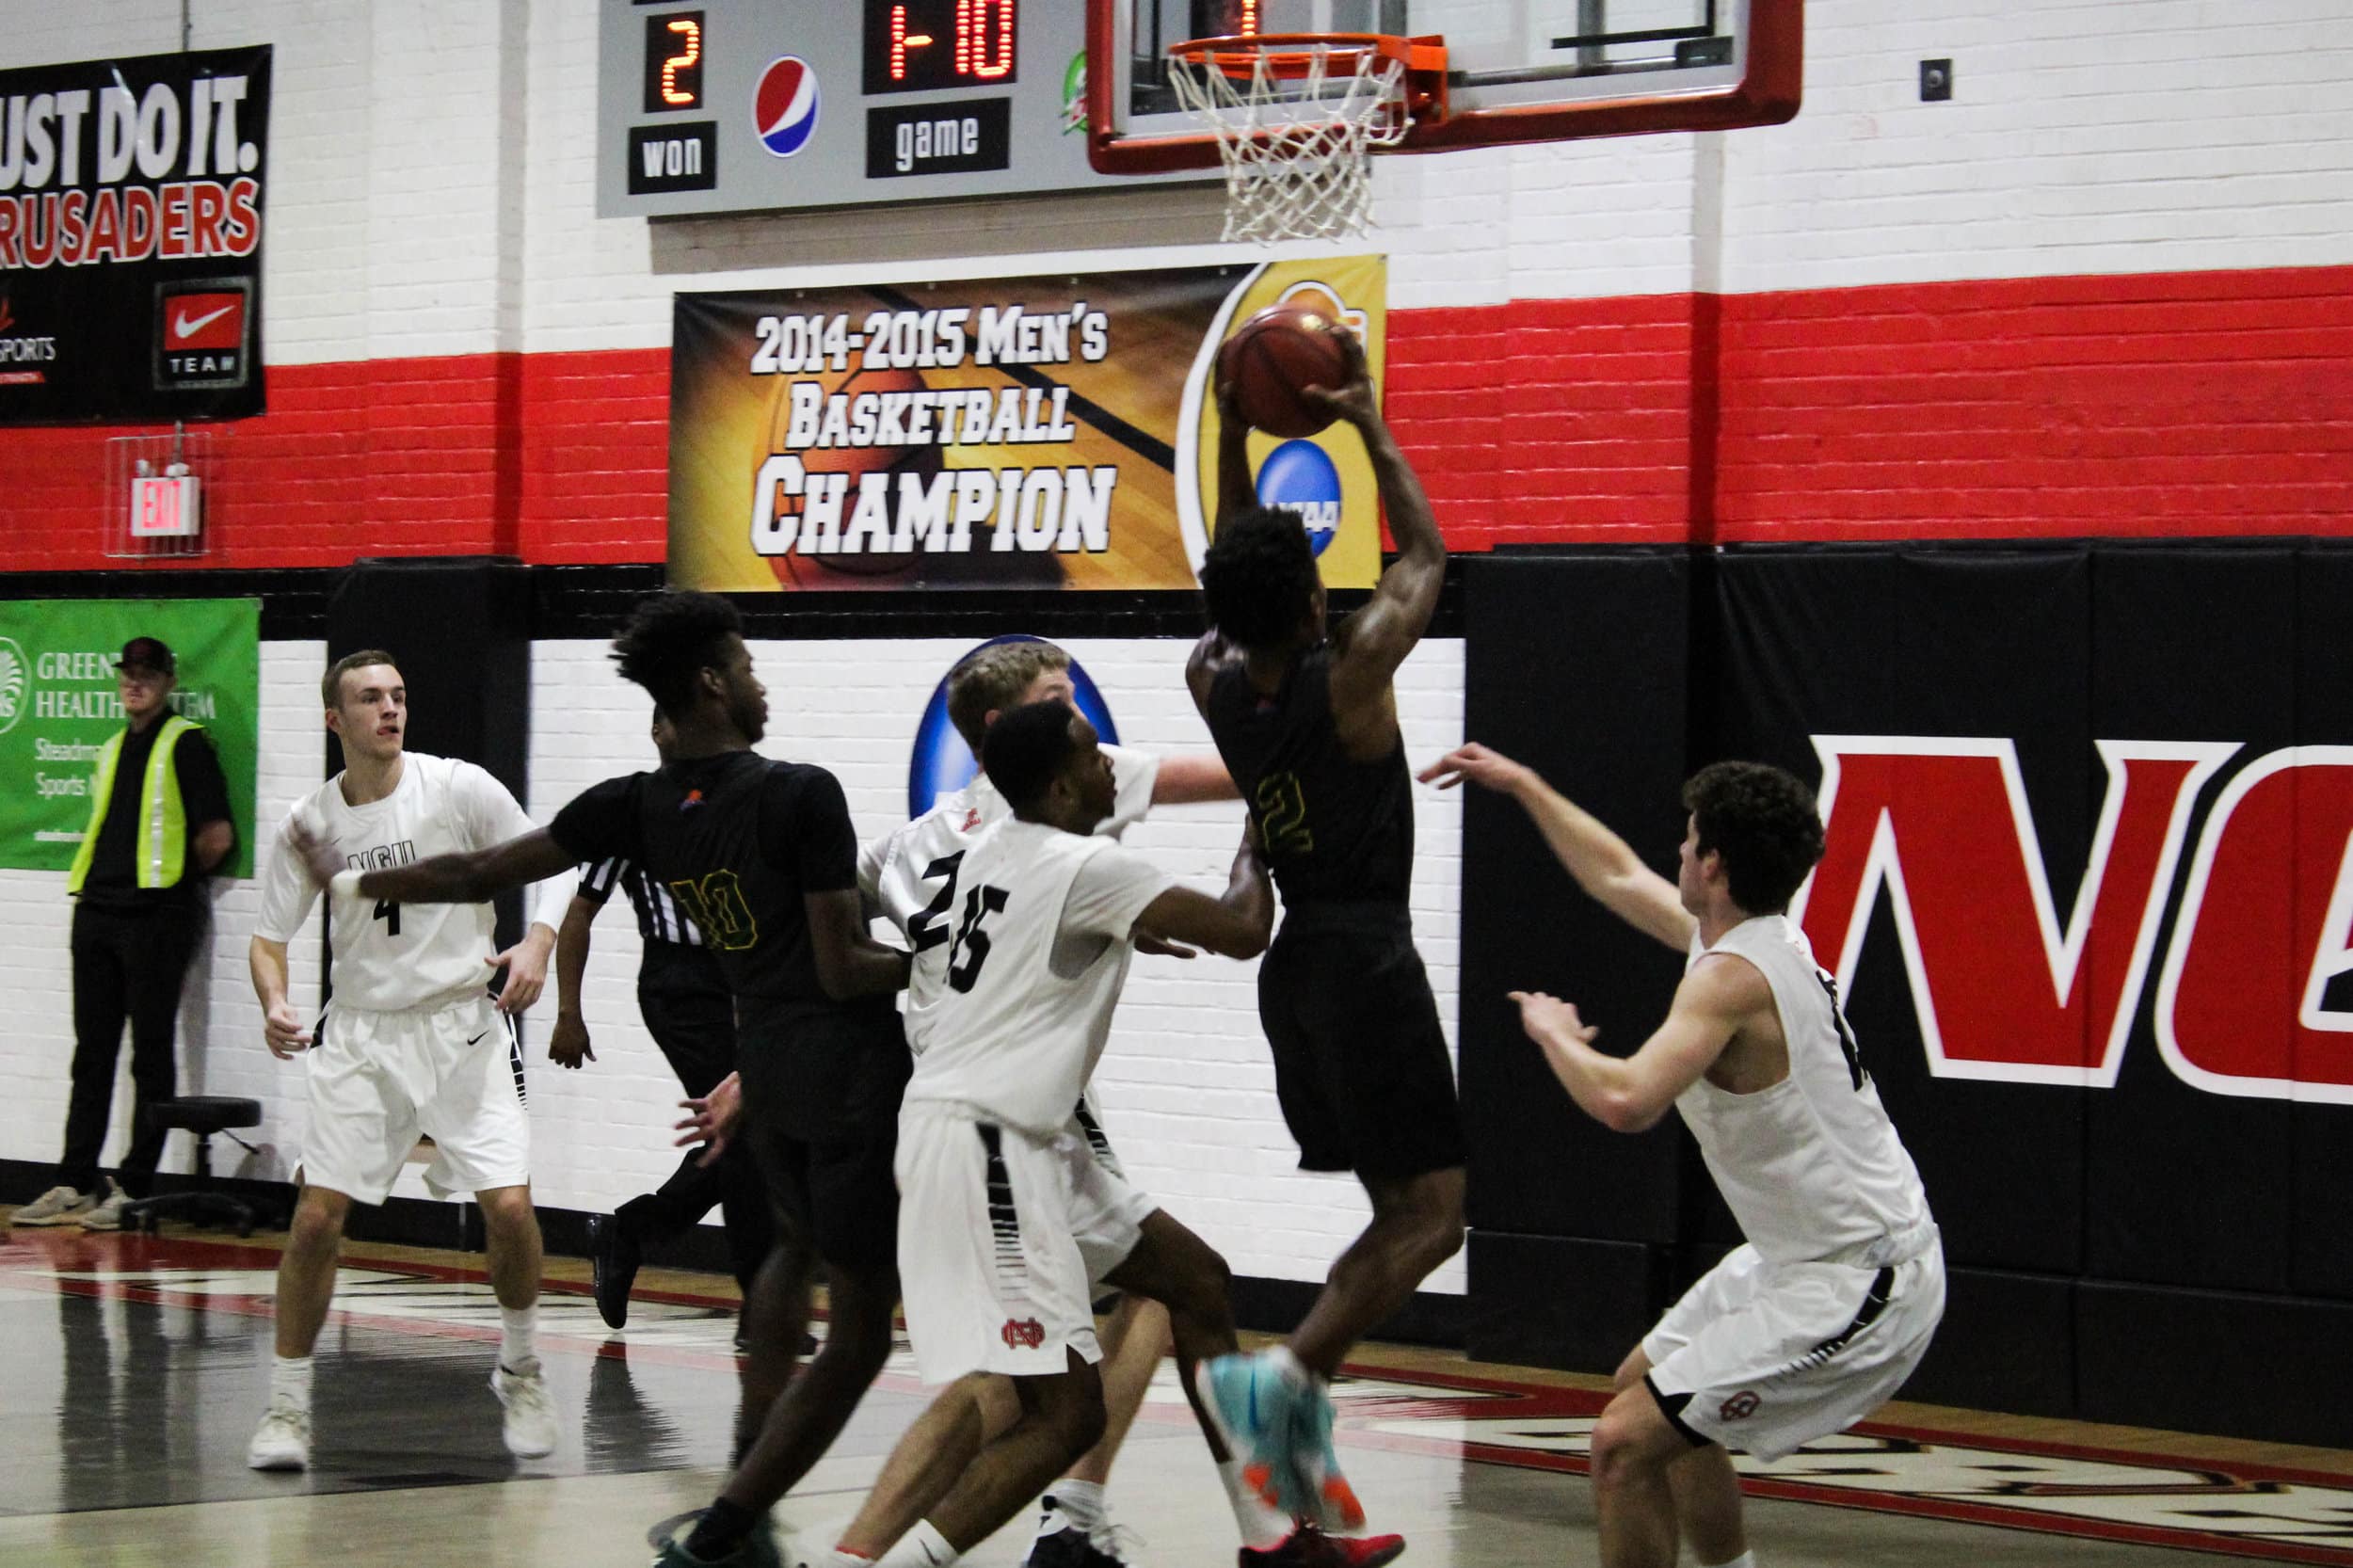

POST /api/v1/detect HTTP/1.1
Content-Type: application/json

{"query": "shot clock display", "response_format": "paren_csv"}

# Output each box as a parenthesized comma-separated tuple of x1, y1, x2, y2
(863, 0, 1018, 95)
(597, 0, 1198, 217)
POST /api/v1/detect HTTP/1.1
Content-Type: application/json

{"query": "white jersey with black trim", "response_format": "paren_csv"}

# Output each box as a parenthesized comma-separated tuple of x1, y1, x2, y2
(255, 752, 575, 1014)
(903, 819, 1175, 1137)
(860, 742, 1159, 1055)
(1677, 915, 1934, 1267)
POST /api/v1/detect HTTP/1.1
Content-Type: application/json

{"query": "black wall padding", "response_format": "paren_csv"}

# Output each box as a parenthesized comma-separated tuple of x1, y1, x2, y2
(2077, 1279, 2353, 1448)
(1466, 1232, 1664, 1373)
(1714, 548, 2091, 1276)
(326, 556, 536, 953)
(2292, 546, 2353, 1303)
(1459, 552, 1693, 1250)
(2083, 547, 2296, 1294)
(1895, 1268, 2074, 1419)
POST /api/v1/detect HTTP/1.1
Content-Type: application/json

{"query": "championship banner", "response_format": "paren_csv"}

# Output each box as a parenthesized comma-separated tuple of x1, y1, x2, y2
(668, 258, 1387, 591)
(0, 598, 259, 876)
(0, 46, 271, 424)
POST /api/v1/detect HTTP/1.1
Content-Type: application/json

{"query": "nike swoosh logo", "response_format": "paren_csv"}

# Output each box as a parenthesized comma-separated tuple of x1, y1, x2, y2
(467, 1031, 488, 1046)
(172, 303, 235, 340)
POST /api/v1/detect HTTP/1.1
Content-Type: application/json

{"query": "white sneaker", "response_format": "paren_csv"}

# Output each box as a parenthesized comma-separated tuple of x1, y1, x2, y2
(79, 1180, 129, 1231)
(248, 1397, 312, 1471)
(12, 1185, 96, 1226)
(492, 1356, 557, 1458)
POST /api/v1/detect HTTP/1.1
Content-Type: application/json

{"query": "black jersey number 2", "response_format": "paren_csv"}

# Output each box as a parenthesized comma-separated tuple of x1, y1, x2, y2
(946, 883, 1010, 993)
(1254, 772, 1312, 856)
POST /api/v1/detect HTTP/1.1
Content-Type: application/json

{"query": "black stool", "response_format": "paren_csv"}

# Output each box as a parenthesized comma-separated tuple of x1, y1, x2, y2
(119, 1096, 269, 1238)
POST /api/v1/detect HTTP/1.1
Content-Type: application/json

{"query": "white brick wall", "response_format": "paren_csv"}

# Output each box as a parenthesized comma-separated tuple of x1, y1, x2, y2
(22, 0, 2345, 369)
(0, 636, 1465, 1292)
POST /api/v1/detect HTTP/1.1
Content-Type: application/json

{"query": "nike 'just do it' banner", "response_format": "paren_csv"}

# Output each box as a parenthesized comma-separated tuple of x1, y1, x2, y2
(0, 46, 271, 424)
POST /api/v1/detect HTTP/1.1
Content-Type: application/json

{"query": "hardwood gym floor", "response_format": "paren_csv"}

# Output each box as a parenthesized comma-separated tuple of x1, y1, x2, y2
(1, 1216, 2345, 1567)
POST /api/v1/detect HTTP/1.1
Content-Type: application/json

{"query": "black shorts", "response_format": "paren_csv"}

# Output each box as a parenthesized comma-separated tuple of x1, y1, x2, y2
(1257, 907, 1465, 1180)
(735, 999, 911, 1275)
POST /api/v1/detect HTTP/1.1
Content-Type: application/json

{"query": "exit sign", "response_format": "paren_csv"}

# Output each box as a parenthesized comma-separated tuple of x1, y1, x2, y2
(130, 473, 202, 538)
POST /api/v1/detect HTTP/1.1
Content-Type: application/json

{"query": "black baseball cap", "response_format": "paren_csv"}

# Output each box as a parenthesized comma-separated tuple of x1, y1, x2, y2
(115, 637, 176, 676)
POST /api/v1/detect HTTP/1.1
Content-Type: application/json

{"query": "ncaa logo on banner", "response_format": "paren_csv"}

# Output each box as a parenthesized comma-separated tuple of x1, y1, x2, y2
(753, 56, 821, 158)
(1256, 440, 1343, 558)
(906, 637, 1121, 818)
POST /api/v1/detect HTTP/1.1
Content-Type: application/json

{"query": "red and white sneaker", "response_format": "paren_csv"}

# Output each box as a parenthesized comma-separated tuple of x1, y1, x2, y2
(1239, 1526, 1405, 1568)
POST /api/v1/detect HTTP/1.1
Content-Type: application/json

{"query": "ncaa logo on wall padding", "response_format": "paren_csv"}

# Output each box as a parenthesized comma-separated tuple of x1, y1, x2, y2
(753, 56, 820, 158)
(1256, 440, 1344, 559)
(907, 636, 1121, 818)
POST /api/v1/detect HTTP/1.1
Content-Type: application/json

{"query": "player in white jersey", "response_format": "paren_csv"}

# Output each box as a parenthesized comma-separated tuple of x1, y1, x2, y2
(810, 700, 1295, 1568)
(858, 638, 1241, 1568)
(1421, 744, 1945, 1568)
(244, 651, 576, 1474)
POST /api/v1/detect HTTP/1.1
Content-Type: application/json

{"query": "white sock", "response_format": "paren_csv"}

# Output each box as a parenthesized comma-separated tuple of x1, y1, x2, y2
(500, 1304, 537, 1369)
(872, 1521, 957, 1568)
(1219, 1458, 1294, 1549)
(1040, 1480, 1106, 1533)
(270, 1354, 314, 1409)
(1701, 1553, 1756, 1568)
(821, 1553, 876, 1568)
(1265, 1344, 1315, 1388)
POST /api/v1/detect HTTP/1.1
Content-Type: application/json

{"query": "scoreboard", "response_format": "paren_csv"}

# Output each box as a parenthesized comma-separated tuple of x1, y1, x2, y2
(597, 0, 1193, 217)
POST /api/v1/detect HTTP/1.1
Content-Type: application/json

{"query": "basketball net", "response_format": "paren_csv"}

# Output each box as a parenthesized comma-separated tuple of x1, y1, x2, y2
(1166, 40, 1411, 245)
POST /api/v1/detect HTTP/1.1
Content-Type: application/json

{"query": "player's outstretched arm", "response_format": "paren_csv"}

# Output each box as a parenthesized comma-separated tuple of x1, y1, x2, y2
(1314, 330, 1445, 714)
(1151, 752, 1239, 805)
(806, 888, 913, 1000)
(296, 819, 576, 905)
(550, 891, 600, 1068)
(1133, 829, 1273, 959)
(1421, 743, 1695, 952)
(1214, 374, 1257, 528)
(1512, 958, 1762, 1132)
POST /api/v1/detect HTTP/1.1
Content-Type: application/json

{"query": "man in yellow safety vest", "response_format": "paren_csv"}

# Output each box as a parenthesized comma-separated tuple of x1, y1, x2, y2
(15, 636, 235, 1230)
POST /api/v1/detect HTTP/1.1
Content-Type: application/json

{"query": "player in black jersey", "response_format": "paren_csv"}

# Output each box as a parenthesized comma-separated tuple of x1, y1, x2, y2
(550, 711, 776, 1338)
(285, 593, 912, 1568)
(1187, 327, 1463, 1560)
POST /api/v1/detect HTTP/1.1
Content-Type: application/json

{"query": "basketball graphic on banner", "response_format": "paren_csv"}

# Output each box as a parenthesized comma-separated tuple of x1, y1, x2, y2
(754, 57, 820, 158)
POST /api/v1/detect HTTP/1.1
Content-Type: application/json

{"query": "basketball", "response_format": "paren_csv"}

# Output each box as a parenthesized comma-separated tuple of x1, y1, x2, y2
(1218, 306, 1353, 438)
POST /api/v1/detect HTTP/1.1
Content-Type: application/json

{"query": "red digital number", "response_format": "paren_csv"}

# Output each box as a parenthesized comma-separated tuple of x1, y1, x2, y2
(957, 0, 1015, 80)
(662, 18, 700, 105)
(890, 5, 940, 82)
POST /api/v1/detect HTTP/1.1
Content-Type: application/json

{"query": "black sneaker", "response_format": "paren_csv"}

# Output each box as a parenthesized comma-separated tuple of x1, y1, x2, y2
(590, 1211, 643, 1330)
(1025, 1503, 1138, 1568)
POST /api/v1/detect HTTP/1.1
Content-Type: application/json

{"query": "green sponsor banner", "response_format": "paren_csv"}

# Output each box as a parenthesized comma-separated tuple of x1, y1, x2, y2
(0, 599, 259, 877)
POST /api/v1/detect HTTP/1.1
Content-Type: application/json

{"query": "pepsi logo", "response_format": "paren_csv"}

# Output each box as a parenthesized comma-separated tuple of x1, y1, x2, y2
(1255, 440, 1344, 558)
(753, 56, 821, 158)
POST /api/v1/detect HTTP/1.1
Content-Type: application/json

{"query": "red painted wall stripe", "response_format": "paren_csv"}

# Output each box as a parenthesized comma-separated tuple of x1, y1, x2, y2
(3, 264, 2349, 573)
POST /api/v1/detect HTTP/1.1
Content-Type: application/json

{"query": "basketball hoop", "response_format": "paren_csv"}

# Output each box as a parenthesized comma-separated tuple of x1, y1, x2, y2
(1165, 33, 1445, 245)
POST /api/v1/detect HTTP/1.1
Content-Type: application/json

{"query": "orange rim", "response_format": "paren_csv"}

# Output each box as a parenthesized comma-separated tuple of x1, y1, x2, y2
(1169, 31, 1410, 85)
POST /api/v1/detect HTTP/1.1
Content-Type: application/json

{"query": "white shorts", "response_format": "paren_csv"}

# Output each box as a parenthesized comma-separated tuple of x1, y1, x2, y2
(895, 1101, 1155, 1387)
(1067, 1088, 1154, 1286)
(1642, 1240, 1945, 1463)
(301, 995, 530, 1207)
